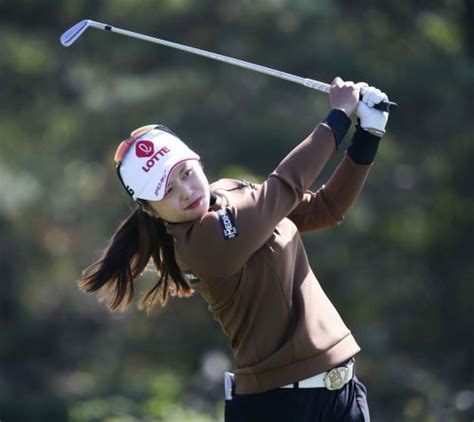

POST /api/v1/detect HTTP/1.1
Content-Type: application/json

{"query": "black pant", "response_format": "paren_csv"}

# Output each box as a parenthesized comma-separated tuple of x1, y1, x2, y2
(225, 376, 370, 422)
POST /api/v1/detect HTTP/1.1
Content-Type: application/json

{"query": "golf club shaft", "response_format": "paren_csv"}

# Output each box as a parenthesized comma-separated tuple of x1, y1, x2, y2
(87, 22, 331, 93)
(62, 20, 397, 112)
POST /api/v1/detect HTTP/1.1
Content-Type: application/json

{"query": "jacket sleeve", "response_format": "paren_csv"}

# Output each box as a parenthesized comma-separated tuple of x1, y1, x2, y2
(287, 153, 372, 232)
(184, 124, 337, 277)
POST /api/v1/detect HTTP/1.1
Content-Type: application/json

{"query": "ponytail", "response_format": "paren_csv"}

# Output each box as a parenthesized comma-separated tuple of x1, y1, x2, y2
(78, 206, 193, 313)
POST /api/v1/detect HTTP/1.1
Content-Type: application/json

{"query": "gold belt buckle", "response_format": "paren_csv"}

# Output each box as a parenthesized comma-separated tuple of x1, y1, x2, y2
(323, 366, 350, 390)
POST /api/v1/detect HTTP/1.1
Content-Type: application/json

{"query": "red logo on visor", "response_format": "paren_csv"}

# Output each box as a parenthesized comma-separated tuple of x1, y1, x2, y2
(135, 140, 155, 158)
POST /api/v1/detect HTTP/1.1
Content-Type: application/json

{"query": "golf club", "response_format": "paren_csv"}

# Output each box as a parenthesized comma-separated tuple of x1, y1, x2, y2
(60, 19, 397, 112)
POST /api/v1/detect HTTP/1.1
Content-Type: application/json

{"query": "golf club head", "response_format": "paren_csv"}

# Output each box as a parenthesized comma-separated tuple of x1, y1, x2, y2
(60, 20, 92, 47)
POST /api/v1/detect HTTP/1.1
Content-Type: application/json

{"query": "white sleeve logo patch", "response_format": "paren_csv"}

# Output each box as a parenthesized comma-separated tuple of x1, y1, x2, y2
(217, 208, 239, 240)
(184, 271, 200, 284)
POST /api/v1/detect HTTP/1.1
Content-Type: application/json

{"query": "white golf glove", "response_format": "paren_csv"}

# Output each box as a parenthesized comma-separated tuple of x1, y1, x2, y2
(357, 87, 389, 137)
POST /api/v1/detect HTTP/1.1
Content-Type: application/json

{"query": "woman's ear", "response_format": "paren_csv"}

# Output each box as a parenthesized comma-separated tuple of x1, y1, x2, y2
(138, 200, 159, 219)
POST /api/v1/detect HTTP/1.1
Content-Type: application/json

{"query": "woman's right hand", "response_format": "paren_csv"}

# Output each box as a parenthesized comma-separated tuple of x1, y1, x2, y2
(329, 77, 367, 117)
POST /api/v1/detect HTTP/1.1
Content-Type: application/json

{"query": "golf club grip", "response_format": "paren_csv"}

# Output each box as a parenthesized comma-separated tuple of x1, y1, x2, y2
(373, 100, 397, 112)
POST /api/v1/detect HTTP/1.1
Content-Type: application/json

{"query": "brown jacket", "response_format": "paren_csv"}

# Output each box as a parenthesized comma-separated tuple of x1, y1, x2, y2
(166, 124, 372, 394)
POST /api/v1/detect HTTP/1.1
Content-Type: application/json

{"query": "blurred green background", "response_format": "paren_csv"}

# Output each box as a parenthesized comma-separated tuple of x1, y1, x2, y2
(1, 0, 473, 421)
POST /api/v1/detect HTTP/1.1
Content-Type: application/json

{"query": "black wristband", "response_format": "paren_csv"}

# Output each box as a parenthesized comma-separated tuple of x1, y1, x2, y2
(347, 124, 381, 165)
(321, 109, 352, 149)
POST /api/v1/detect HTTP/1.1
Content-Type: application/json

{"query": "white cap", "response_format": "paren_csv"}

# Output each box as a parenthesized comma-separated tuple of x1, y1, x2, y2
(116, 125, 200, 201)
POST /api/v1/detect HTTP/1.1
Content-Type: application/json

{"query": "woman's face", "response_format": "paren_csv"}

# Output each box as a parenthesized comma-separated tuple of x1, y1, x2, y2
(146, 160, 211, 223)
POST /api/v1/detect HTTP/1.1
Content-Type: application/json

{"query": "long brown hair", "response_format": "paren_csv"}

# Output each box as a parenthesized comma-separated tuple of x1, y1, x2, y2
(78, 201, 193, 313)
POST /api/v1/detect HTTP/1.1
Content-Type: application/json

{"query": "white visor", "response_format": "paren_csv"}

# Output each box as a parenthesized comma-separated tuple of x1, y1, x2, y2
(117, 126, 200, 201)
